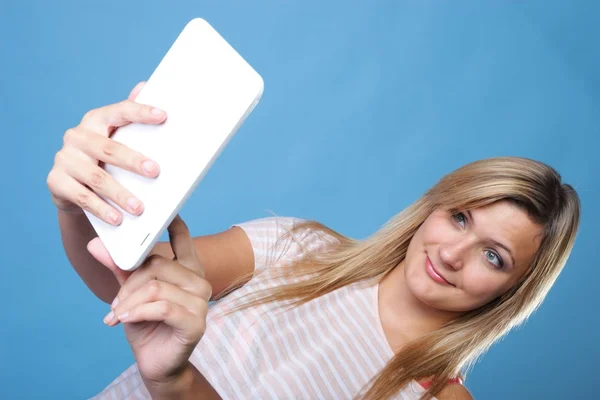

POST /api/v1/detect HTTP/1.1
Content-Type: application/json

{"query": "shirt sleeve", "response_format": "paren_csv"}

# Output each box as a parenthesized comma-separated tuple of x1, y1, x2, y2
(230, 216, 308, 277)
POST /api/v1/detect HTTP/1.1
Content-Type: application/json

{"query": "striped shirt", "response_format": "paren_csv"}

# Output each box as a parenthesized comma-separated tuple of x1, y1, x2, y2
(91, 216, 437, 399)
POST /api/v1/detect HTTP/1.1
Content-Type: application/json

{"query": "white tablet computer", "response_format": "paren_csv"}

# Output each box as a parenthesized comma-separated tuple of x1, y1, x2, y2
(84, 18, 264, 271)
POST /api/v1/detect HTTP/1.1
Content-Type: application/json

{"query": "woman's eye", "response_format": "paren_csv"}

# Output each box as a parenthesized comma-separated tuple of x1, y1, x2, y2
(452, 212, 467, 227)
(485, 250, 504, 269)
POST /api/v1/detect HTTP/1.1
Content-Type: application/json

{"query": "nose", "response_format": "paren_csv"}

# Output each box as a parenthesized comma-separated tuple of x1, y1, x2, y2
(438, 240, 469, 271)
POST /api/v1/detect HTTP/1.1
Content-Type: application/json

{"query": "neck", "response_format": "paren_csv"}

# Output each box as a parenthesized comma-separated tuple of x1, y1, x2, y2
(378, 260, 462, 353)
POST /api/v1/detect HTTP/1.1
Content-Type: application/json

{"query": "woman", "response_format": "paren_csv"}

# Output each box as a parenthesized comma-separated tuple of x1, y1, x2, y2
(47, 82, 580, 400)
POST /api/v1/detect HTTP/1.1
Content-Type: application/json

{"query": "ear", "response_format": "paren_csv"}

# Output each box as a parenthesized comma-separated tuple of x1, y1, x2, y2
(87, 237, 131, 285)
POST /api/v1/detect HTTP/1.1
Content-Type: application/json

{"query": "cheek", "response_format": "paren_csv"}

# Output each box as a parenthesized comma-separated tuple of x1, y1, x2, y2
(420, 219, 452, 245)
(404, 253, 424, 285)
(461, 268, 508, 302)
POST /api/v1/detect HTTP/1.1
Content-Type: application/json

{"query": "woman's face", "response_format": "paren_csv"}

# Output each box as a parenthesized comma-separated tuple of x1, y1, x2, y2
(404, 200, 543, 312)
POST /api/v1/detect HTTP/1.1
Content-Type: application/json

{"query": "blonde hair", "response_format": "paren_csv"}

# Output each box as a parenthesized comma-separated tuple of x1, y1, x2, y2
(214, 156, 580, 399)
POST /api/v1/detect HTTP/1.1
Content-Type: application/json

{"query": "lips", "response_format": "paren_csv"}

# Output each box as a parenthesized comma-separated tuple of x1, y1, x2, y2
(425, 255, 454, 286)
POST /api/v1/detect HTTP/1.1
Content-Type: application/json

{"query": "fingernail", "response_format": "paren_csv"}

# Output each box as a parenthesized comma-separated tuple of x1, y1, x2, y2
(108, 211, 120, 224)
(103, 310, 114, 324)
(127, 197, 141, 212)
(142, 160, 158, 175)
(111, 296, 119, 309)
(118, 311, 129, 322)
(151, 107, 164, 116)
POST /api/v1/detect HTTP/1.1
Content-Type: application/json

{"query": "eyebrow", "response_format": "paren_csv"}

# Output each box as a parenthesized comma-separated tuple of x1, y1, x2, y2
(465, 209, 516, 267)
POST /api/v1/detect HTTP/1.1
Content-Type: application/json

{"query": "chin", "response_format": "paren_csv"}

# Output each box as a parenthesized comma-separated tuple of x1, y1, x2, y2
(404, 260, 473, 313)
(405, 262, 446, 306)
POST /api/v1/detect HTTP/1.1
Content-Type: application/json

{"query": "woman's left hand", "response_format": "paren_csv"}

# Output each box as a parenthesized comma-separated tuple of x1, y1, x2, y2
(103, 214, 212, 390)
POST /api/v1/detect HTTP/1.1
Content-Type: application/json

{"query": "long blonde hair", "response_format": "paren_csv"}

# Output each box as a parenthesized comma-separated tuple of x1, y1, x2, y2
(214, 156, 580, 399)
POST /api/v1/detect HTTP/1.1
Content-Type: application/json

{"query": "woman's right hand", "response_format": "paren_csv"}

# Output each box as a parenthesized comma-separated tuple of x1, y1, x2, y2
(46, 81, 168, 225)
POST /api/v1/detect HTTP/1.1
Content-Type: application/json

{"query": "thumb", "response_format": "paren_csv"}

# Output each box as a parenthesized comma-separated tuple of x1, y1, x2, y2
(87, 237, 131, 285)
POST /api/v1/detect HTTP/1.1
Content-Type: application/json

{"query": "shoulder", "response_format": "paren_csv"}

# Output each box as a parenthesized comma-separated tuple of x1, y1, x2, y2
(231, 216, 307, 237)
(230, 215, 317, 273)
(435, 383, 473, 400)
(232, 215, 338, 246)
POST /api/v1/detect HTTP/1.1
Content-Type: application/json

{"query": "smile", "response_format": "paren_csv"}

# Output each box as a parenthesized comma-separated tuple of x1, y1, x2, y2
(425, 255, 454, 286)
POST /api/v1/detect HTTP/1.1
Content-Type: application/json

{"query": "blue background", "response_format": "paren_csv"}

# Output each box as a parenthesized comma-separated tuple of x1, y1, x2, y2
(1, 1, 598, 398)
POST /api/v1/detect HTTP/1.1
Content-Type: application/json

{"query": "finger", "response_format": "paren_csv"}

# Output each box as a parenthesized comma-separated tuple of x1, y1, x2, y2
(168, 215, 203, 275)
(128, 81, 146, 101)
(64, 126, 160, 179)
(108, 301, 207, 341)
(87, 237, 132, 286)
(48, 169, 122, 225)
(60, 148, 147, 216)
(106, 280, 207, 327)
(81, 99, 167, 131)
(111, 255, 211, 309)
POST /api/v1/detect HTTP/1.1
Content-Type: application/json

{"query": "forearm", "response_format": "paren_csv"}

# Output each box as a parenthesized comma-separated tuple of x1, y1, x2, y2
(58, 208, 119, 303)
(145, 363, 221, 400)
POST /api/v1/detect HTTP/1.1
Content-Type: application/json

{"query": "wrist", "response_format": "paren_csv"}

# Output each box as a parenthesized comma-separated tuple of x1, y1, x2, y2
(143, 363, 204, 400)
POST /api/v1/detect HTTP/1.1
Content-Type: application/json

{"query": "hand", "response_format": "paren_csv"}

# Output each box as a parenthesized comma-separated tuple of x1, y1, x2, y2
(101, 214, 211, 388)
(46, 81, 167, 224)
